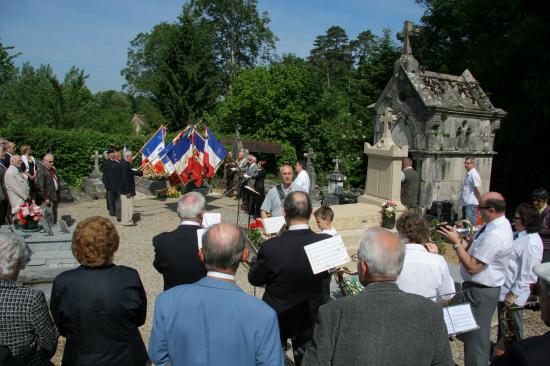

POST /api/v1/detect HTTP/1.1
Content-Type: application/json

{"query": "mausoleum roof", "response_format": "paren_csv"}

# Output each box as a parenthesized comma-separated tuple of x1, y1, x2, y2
(404, 67, 506, 117)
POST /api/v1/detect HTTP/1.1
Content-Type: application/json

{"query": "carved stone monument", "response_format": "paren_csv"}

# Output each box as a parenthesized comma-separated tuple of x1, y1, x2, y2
(82, 150, 106, 199)
(370, 20, 506, 208)
(359, 107, 408, 211)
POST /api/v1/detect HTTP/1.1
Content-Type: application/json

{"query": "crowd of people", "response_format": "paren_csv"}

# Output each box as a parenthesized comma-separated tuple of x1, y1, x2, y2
(1, 144, 550, 365)
(0, 138, 60, 226)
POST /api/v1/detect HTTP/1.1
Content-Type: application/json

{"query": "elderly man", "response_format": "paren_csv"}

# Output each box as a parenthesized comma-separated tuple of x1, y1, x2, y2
(233, 150, 247, 199)
(260, 165, 304, 218)
(293, 160, 310, 194)
(400, 157, 420, 210)
(115, 150, 142, 226)
(4, 155, 29, 214)
(491, 261, 550, 365)
(153, 192, 207, 290)
(302, 228, 453, 365)
(250, 191, 330, 365)
(461, 156, 482, 225)
(36, 153, 60, 224)
(2, 141, 15, 168)
(102, 147, 116, 217)
(149, 223, 284, 366)
(439, 192, 513, 366)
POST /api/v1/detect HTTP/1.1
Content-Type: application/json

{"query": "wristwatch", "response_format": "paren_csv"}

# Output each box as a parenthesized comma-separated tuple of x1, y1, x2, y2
(453, 243, 460, 250)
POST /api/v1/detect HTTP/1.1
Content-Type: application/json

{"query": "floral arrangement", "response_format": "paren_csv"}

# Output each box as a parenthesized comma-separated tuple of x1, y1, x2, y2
(16, 202, 42, 225)
(247, 219, 265, 251)
(382, 200, 397, 217)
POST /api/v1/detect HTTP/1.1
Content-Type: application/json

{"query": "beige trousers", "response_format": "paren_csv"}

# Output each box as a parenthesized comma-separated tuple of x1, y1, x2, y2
(120, 194, 134, 225)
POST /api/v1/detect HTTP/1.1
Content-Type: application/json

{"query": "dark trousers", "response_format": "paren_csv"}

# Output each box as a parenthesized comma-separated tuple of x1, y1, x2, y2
(542, 248, 550, 263)
(106, 190, 117, 216)
(51, 200, 58, 224)
(459, 282, 500, 366)
(0, 200, 9, 226)
(115, 193, 121, 221)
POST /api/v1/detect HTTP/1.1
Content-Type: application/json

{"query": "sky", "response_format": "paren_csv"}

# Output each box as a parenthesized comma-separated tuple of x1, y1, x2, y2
(0, 0, 425, 92)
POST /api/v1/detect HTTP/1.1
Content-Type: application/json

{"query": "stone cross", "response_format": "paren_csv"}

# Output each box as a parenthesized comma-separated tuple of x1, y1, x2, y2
(304, 148, 316, 169)
(375, 107, 398, 149)
(396, 20, 420, 56)
(90, 150, 103, 178)
(332, 157, 342, 172)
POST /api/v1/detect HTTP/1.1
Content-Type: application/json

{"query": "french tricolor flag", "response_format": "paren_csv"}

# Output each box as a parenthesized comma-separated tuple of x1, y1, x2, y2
(141, 126, 166, 170)
(203, 127, 227, 178)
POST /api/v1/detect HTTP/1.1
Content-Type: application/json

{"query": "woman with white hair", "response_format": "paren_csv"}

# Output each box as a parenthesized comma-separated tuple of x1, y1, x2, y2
(0, 233, 58, 364)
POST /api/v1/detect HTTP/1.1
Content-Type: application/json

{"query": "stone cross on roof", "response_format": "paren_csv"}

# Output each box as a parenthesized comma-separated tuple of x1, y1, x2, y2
(332, 157, 342, 172)
(90, 150, 103, 178)
(396, 20, 420, 56)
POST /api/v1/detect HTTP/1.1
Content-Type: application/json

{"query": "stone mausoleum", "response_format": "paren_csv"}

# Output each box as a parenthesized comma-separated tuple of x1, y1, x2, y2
(370, 21, 507, 209)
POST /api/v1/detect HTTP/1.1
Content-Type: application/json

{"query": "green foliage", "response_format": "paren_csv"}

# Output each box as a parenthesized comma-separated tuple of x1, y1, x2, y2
(277, 143, 297, 167)
(0, 126, 145, 187)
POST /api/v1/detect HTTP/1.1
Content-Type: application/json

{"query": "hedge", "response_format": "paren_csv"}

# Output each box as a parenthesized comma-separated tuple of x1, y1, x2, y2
(0, 127, 146, 188)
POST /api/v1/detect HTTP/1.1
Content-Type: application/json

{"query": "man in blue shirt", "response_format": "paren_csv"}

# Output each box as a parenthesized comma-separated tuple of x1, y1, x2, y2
(148, 223, 284, 366)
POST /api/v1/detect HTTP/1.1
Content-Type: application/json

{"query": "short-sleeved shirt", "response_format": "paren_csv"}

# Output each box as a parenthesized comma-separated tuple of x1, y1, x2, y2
(460, 215, 513, 287)
(293, 170, 310, 193)
(460, 168, 481, 206)
(260, 183, 304, 217)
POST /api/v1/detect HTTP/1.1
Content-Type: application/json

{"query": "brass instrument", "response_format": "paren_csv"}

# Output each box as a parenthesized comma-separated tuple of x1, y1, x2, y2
(502, 302, 540, 346)
(334, 267, 363, 296)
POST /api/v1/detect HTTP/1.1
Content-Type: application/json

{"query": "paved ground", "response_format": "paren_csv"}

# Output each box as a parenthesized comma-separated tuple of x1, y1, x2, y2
(50, 191, 547, 365)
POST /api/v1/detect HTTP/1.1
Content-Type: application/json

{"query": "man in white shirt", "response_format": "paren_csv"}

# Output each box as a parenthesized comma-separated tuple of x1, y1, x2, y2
(495, 203, 543, 351)
(293, 160, 310, 194)
(439, 191, 513, 366)
(460, 156, 482, 226)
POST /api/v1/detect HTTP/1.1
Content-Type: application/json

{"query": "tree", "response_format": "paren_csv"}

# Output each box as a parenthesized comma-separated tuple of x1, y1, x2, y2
(186, 0, 277, 93)
(122, 14, 221, 129)
(415, 0, 550, 209)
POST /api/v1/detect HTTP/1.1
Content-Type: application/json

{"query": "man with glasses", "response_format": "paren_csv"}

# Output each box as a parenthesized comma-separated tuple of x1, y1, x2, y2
(461, 156, 482, 226)
(439, 192, 513, 366)
(36, 154, 59, 224)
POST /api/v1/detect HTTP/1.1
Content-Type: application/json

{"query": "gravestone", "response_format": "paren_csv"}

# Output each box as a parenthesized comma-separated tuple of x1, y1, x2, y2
(82, 150, 106, 199)
(304, 148, 317, 197)
(359, 107, 408, 211)
(370, 20, 506, 209)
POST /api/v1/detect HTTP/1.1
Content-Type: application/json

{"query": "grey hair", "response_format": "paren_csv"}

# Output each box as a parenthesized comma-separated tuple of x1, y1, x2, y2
(358, 228, 405, 276)
(123, 150, 132, 159)
(177, 191, 206, 219)
(202, 223, 245, 271)
(0, 233, 31, 277)
(248, 154, 256, 163)
(43, 153, 54, 162)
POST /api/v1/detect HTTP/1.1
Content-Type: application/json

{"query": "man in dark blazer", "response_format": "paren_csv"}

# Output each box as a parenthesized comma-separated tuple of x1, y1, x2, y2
(114, 150, 142, 226)
(102, 147, 116, 217)
(153, 191, 207, 291)
(302, 227, 453, 366)
(401, 157, 420, 210)
(249, 191, 330, 365)
(491, 261, 550, 366)
(36, 153, 60, 224)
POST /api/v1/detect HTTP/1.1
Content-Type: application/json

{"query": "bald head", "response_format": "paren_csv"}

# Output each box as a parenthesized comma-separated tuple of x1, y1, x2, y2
(479, 191, 506, 223)
(202, 223, 246, 272)
(284, 191, 312, 223)
(279, 165, 293, 186)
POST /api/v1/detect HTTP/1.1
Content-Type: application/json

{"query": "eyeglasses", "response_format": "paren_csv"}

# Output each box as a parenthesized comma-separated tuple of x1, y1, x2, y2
(351, 254, 359, 262)
(46, 161, 53, 163)
(477, 206, 491, 210)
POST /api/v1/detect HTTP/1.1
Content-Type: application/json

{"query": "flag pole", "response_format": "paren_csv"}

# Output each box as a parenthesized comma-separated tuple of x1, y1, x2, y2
(132, 124, 166, 163)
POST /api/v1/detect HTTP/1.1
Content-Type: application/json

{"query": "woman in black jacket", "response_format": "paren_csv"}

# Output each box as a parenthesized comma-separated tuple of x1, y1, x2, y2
(50, 216, 148, 366)
(253, 160, 267, 218)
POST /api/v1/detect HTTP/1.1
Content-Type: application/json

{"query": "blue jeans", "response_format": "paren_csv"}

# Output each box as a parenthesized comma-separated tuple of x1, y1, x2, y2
(462, 204, 477, 225)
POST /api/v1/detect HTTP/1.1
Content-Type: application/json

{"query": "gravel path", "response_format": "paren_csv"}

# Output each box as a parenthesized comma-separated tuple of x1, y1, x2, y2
(51, 191, 547, 365)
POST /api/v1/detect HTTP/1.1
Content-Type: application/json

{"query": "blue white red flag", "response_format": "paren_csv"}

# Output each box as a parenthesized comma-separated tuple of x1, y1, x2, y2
(141, 126, 166, 170)
(202, 127, 227, 178)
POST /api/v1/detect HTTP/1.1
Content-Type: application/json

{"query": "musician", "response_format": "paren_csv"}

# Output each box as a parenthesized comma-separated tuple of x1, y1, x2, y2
(233, 151, 247, 199)
(224, 152, 235, 197)
(494, 204, 543, 353)
(491, 261, 550, 365)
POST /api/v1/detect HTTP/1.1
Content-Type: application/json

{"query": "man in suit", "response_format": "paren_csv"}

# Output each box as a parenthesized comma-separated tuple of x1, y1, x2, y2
(114, 150, 142, 226)
(491, 261, 550, 365)
(400, 157, 420, 210)
(153, 191, 207, 291)
(243, 154, 259, 212)
(4, 155, 29, 214)
(102, 147, 116, 217)
(148, 223, 284, 366)
(35, 153, 60, 224)
(302, 228, 453, 366)
(249, 191, 330, 365)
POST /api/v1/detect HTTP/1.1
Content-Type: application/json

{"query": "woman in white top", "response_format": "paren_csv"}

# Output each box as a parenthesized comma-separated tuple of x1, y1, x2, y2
(20, 144, 36, 197)
(396, 211, 456, 301)
(496, 203, 543, 348)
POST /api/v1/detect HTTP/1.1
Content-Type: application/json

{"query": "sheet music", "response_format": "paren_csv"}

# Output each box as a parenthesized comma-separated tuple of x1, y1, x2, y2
(304, 235, 350, 274)
(197, 229, 206, 249)
(262, 216, 286, 234)
(443, 303, 479, 336)
(202, 213, 221, 228)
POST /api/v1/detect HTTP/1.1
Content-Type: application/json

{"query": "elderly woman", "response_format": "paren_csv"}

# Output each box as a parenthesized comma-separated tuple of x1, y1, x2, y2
(395, 211, 455, 301)
(496, 203, 543, 350)
(0, 233, 58, 364)
(50, 216, 148, 365)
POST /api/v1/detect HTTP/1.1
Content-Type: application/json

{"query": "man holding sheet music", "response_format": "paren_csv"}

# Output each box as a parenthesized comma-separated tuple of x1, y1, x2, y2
(302, 228, 453, 365)
(260, 165, 305, 218)
(439, 192, 513, 366)
(152, 192, 207, 290)
(249, 191, 330, 366)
